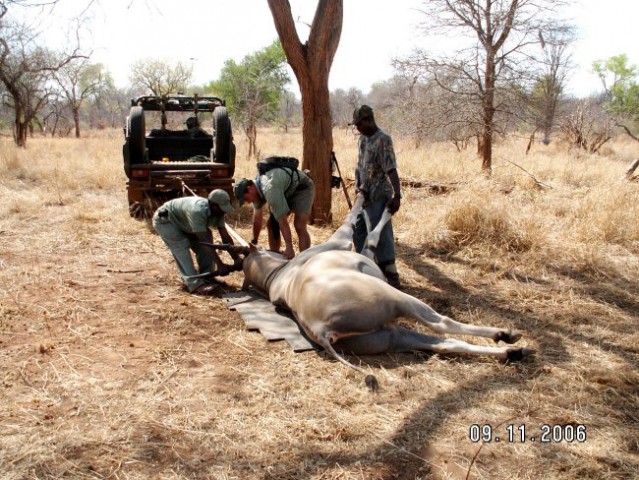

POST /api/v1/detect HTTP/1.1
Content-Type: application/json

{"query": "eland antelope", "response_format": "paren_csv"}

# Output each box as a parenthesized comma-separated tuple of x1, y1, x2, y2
(242, 193, 534, 389)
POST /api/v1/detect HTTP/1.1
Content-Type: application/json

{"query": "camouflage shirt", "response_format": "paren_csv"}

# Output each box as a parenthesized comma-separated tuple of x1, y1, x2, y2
(356, 128, 397, 202)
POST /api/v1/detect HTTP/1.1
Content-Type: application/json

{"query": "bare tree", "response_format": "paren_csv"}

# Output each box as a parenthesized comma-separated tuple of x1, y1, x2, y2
(396, 0, 568, 173)
(268, 0, 342, 224)
(391, 60, 487, 149)
(52, 59, 106, 137)
(129, 59, 193, 97)
(330, 87, 364, 127)
(559, 97, 612, 153)
(40, 88, 70, 136)
(278, 90, 301, 132)
(0, 15, 83, 146)
(526, 25, 574, 145)
(1, 0, 59, 18)
(84, 69, 126, 129)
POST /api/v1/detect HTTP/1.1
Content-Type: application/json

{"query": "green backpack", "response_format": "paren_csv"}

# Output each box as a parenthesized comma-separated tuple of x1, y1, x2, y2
(256, 156, 300, 175)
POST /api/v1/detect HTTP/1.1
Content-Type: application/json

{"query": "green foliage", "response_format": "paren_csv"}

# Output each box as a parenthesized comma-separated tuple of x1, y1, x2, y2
(79, 63, 114, 94)
(531, 74, 561, 100)
(593, 54, 639, 121)
(208, 40, 290, 125)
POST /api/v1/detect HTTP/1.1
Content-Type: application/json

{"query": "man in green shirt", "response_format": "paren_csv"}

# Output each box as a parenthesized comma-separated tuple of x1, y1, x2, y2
(233, 164, 315, 260)
(152, 189, 241, 295)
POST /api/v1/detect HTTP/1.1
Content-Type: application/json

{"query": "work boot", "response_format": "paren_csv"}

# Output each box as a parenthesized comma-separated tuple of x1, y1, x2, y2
(385, 272, 401, 289)
(193, 284, 219, 296)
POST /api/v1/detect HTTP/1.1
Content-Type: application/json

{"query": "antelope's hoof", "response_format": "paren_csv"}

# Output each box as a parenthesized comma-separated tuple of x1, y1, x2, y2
(365, 374, 379, 392)
(493, 330, 522, 344)
(505, 347, 536, 363)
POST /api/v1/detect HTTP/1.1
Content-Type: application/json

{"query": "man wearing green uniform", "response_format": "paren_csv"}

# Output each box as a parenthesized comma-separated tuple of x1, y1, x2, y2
(233, 164, 314, 260)
(152, 190, 241, 295)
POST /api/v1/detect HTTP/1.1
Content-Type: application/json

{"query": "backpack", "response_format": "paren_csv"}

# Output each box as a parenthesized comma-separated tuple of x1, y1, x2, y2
(257, 156, 300, 175)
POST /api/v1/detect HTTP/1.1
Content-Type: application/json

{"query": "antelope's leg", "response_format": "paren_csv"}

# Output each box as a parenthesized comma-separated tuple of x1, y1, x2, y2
(336, 327, 533, 360)
(362, 208, 392, 259)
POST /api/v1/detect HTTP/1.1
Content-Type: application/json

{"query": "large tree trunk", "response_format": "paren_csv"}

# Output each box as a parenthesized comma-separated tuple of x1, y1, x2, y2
(268, 0, 343, 225)
(299, 70, 334, 223)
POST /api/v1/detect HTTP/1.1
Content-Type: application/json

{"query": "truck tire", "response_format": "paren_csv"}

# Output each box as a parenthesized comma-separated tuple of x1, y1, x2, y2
(213, 106, 232, 163)
(127, 185, 146, 219)
(128, 106, 146, 163)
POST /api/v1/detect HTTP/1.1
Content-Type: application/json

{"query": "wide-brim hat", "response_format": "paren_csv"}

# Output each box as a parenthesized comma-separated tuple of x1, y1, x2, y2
(208, 189, 234, 213)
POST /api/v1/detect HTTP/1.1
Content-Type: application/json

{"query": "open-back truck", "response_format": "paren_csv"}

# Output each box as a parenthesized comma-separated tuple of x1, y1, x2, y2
(123, 94, 236, 218)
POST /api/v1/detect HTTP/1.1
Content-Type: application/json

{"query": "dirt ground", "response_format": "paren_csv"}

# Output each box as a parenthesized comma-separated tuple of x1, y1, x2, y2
(1, 135, 638, 479)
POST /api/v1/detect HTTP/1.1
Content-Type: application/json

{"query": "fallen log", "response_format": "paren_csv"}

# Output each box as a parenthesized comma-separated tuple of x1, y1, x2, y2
(399, 178, 460, 193)
(343, 178, 459, 195)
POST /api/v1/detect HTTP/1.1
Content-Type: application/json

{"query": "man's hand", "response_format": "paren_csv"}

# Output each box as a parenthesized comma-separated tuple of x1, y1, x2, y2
(356, 188, 370, 205)
(283, 245, 295, 260)
(216, 264, 232, 276)
(387, 195, 401, 214)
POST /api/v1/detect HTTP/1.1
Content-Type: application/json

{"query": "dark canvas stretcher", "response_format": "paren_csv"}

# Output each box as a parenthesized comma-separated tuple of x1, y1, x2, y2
(222, 290, 319, 352)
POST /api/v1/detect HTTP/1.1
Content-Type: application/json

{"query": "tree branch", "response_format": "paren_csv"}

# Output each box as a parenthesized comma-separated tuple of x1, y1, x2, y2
(267, 0, 306, 76)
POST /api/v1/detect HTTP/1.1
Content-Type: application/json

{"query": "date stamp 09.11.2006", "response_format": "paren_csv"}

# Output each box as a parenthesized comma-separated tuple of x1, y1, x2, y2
(468, 424, 588, 444)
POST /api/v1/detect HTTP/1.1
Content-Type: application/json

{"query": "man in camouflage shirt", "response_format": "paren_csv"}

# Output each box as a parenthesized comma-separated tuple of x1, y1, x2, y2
(350, 105, 402, 288)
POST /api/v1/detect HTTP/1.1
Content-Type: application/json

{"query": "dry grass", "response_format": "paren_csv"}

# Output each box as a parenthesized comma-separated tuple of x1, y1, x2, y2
(0, 128, 637, 479)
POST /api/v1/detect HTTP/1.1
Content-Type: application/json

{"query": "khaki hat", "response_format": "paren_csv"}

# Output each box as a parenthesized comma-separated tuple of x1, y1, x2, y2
(350, 105, 374, 125)
(233, 178, 250, 207)
(208, 189, 234, 213)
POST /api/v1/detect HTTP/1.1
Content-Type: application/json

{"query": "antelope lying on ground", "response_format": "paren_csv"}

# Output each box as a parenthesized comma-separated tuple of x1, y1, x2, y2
(242, 193, 534, 389)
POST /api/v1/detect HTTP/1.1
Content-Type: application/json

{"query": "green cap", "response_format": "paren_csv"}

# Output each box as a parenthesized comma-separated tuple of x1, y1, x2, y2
(350, 105, 374, 125)
(208, 189, 234, 213)
(233, 178, 250, 207)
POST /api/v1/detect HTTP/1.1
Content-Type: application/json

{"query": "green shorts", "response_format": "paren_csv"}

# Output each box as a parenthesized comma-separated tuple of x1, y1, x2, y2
(288, 183, 314, 215)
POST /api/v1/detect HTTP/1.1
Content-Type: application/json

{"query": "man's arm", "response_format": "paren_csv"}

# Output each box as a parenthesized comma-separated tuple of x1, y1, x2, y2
(251, 205, 264, 244)
(217, 225, 243, 269)
(354, 166, 370, 203)
(386, 168, 402, 214)
(217, 225, 234, 247)
(194, 230, 229, 273)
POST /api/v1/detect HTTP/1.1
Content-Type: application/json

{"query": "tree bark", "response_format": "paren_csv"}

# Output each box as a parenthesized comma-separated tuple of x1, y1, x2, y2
(15, 116, 27, 147)
(245, 122, 257, 158)
(481, 51, 495, 172)
(267, 0, 343, 224)
(73, 106, 81, 138)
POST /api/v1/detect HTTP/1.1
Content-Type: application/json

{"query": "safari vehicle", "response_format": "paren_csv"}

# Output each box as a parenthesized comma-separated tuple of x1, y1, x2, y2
(123, 94, 236, 218)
